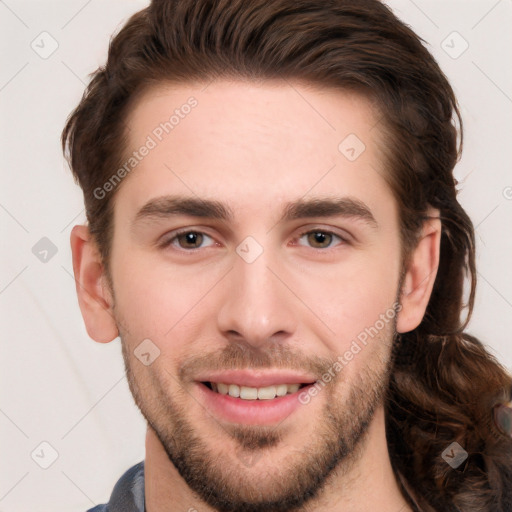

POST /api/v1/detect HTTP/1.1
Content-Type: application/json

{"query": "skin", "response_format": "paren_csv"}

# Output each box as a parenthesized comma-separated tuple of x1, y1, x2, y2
(71, 80, 440, 511)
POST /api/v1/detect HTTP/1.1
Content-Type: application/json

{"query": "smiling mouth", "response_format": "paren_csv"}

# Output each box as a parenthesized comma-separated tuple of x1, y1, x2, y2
(202, 381, 310, 400)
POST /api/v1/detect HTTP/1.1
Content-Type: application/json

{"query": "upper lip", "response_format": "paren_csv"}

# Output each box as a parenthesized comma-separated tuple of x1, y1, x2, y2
(195, 370, 317, 388)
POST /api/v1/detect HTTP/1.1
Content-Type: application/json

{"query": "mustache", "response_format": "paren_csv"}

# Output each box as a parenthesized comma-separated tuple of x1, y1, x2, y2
(179, 341, 337, 382)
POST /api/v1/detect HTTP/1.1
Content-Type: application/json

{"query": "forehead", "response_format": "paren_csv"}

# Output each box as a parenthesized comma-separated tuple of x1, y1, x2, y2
(117, 79, 393, 223)
(124, 79, 378, 157)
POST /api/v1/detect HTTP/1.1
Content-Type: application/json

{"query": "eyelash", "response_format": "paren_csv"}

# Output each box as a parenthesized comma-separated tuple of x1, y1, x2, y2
(295, 229, 347, 249)
(159, 228, 349, 251)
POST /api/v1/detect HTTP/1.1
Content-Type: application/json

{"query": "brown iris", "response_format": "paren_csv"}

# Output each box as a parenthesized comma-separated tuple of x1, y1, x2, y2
(177, 232, 204, 249)
(306, 231, 333, 249)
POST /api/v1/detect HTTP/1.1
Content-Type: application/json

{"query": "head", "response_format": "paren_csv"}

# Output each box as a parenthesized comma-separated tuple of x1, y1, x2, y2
(63, 1, 512, 511)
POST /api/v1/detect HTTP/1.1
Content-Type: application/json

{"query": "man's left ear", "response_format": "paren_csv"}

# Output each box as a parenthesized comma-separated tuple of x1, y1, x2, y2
(396, 207, 441, 333)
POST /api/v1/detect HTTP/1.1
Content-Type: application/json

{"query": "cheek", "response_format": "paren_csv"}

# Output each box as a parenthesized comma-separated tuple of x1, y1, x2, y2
(110, 223, 402, 363)
(292, 249, 401, 348)
(110, 252, 223, 343)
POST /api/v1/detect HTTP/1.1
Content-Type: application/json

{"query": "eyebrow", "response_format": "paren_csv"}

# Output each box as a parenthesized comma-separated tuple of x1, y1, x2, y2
(132, 195, 378, 228)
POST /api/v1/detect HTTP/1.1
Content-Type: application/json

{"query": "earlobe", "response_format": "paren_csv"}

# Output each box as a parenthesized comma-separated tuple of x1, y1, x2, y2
(70, 225, 119, 343)
(396, 209, 441, 333)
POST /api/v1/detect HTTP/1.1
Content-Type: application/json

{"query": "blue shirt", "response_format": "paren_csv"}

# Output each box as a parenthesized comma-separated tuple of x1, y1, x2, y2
(87, 461, 145, 512)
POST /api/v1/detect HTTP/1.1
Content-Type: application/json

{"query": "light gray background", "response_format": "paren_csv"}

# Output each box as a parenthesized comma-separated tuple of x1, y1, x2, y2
(1, 1, 511, 510)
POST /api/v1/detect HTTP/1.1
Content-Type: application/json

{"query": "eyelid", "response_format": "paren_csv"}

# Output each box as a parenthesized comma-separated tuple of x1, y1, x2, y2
(158, 224, 353, 251)
(294, 225, 353, 247)
(299, 223, 355, 242)
(159, 227, 218, 250)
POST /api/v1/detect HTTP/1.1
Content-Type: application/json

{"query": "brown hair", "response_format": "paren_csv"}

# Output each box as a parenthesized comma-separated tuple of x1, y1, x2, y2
(61, 1, 512, 509)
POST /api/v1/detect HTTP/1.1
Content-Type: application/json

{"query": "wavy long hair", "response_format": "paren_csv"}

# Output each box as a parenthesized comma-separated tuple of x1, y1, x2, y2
(61, 1, 512, 509)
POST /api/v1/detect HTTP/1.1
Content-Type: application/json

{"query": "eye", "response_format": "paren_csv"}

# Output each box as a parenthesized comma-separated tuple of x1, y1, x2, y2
(162, 230, 216, 250)
(297, 230, 345, 249)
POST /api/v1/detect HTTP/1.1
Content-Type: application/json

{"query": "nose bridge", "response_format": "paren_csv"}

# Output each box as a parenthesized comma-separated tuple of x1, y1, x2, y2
(216, 245, 297, 346)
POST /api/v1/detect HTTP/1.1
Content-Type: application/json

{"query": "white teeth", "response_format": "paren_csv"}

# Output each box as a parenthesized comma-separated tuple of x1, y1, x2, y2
(257, 386, 277, 400)
(228, 384, 240, 398)
(286, 383, 300, 394)
(276, 384, 288, 397)
(240, 386, 258, 400)
(217, 382, 229, 395)
(211, 382, 304, 400)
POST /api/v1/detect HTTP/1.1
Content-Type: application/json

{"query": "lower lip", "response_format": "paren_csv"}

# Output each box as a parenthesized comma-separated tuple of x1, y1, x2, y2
(196, 382, 314, 425)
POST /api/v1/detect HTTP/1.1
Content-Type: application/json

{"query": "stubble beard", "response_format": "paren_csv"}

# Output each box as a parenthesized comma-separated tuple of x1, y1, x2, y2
(118, 319, 396, 512)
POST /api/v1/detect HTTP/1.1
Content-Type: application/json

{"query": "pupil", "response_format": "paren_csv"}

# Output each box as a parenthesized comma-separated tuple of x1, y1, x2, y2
(309, 232, 330, 247)
(182, 232, 202, 247)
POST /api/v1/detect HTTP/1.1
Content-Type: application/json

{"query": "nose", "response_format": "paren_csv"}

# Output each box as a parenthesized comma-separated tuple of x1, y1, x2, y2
(216, 247, 298, 349)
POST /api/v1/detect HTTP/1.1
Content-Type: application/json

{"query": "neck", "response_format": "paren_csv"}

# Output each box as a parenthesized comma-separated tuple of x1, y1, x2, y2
(145, 405, 412, 512)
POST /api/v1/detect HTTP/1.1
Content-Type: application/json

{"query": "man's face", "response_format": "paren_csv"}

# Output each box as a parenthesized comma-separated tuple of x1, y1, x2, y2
(109, 80, 403, 510)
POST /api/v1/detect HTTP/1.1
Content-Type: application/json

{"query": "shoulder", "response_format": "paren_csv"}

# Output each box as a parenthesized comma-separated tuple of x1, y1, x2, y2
(85, 461, 145, 512)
